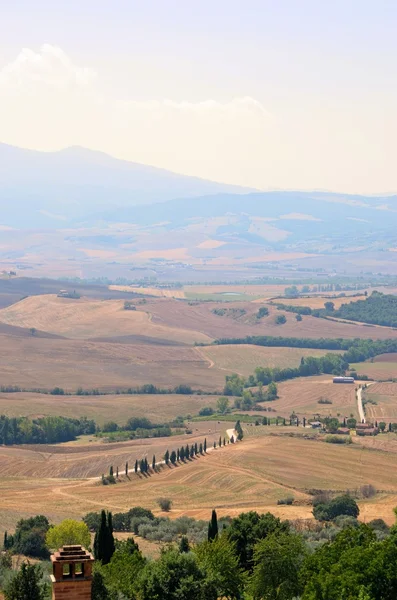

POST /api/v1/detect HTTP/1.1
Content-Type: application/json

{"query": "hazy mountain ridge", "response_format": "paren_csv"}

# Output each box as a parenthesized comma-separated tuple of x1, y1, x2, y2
(0, 143, 254, 228)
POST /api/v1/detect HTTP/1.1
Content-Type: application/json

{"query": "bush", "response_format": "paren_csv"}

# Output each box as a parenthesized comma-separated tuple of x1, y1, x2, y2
(313, 494, 359, 522)
(325, 435, 352, 444)
(360, 484, 376, 499)
(157, 498, 173, 512)
(199, 407, 214, 416)
(257, 307, 269, 319)
(277, 496, 294, 505)
(318, 397, 332, 405)
(275, 314, 287, 325)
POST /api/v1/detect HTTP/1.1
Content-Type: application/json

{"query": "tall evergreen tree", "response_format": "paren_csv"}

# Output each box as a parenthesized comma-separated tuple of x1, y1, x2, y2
(94, 509, 107, 562)
(223, 437, 226, 446)
(185, 444, 189, 459)
(106, 512, 115, 562)
(219, 436, 222, 447)
(208, 509, 219, 542)
(164, 450, 170, 465)
(194, 442, 198, 455)
(125, 462, 128, 477)
(177, 448, 180, 461)
(190, 445, 194, 459)
(180, 446, 185, 461)
(199, 442, 203, 455)
(116, 466, 119, 478)
(134, 459, 138, 473)
(152, 455, 156, 470)
(204, 438, 207, 453)
(144, 457, 149, 473)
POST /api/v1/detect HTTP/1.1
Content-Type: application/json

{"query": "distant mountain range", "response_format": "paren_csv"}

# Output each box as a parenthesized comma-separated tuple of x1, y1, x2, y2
(0, 143, 254, 228)
(1, 143, 397, 257)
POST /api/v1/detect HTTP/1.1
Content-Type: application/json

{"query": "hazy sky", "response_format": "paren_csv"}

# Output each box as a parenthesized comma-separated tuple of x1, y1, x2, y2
(1, 0, 396, 193)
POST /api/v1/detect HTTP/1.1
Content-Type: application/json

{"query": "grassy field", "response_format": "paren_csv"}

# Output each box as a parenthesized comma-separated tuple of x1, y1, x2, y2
(265, 376, 359, 420)
(2, 431, 397, 532)
(0, 392, 222, 426)
(274, 295, 367, 309)
(0, 421, 229, 479)
(364, 383, 397, 421)
(0, 334, 225, 392)
(351, 354, 397, 380)
(0, 295, 211, 344)
(200, 345, 339, 377)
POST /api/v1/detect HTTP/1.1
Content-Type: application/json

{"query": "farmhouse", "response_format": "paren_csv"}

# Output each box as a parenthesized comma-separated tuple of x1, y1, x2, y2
(356, 423, 379, 436)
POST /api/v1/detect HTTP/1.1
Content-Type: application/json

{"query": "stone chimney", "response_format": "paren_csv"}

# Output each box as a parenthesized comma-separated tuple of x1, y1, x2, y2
(50, 545, 94, 599)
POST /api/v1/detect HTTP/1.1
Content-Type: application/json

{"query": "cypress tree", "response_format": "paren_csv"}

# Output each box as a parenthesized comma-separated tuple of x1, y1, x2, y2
(152, 455, 156, 470)
(230, 435, 235, 443)
(180, 446, 185, 461)
(219, 436, 222, 447)
(189, 445, 194, 458)
(125, 462, 128, 477)
(170, 450, 177, 464)
(164, 450, 170, 465)
(134, 459, 138, 473)
(179, 535, 190, 553)
(106, 512, 115, 563)
(3, 531, 7, 550)
(213, 440, 216, 449)
(185, 444, 189, 459)
(199, 442, 203, 455)
(177, 448, 180, 461)
(140, 458, 145, 473)
(94, 509, 107, 562)
(145, 457, 149, 473)
(116, 466, 119, 478)
(109, 466, 113, 477)
(223, 437, 226, 446)
(194, 442, 198, 455)
(208, 509, 218, 542)
(204, 438, 207, 453)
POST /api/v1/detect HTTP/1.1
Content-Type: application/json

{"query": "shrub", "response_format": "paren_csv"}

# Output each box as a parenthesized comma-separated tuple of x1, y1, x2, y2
(313, 494, 359, 521)
(275, 314, 287, 325)
(318, 397, 332, 405)
(277, 496, 294, 505)
(360, 484, 376, 499)
(157, 498, 173, 512)
(325, 435, 352, 444)
(199, 407, 214, 416)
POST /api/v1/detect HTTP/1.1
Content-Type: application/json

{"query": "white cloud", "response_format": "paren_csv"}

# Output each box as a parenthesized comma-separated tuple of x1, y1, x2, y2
(0, 44, 96, 89)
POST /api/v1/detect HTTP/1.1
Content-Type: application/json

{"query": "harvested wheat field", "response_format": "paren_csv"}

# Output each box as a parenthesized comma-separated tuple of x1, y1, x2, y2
(0, 421, 228, 479)
(350, 354, 397, 380)
(2, 432, 397, 531)
(0, 392, 222, 426)
(0, 295, 211, 344)
(364, 383, 397, 421)
(0, 334, 225, 392)
(264, 376, 359, 419)
(109, 285, 185, 299)
(144, 298, 397, 341)
(273, 295, 367, 309)
(200, 345, 339, 377)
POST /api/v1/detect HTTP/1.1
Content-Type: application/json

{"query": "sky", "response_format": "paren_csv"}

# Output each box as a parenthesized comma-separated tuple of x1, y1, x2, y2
(1, 0, 396, 193)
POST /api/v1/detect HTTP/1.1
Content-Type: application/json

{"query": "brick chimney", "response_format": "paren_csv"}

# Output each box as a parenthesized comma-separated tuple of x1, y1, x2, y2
(50, 545, 94, 599)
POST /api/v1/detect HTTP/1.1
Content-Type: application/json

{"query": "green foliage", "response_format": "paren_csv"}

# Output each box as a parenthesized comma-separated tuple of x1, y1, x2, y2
(313, 494, 360, 522)
(137, 549, 217, 600)
(11, 516, 50, 559)
(0, 415, 95, 445)
(4, 563, 49, 600)
(257, 306, 269, 318)
(250, 531, 307, 600)
(284, 286, 299, 298)
(275, 314, 287, 325)
(333, 292, 397, 327)
(227, 511, 290, 571)
(199, 407, 214, 416)
(157, 497, 173, 512)
(325, 435, 352, 444)
(194, 534, 245, 600)
(216, 396, 230, 414)
(46, 519, 90, 549)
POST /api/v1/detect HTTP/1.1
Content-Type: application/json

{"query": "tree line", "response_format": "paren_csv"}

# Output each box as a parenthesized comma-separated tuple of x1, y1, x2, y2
(0, 415, 95, 445)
